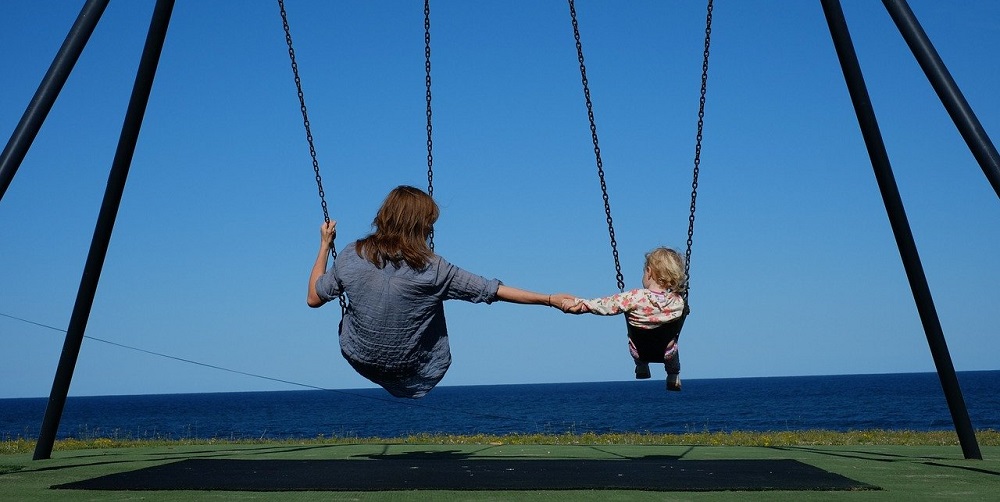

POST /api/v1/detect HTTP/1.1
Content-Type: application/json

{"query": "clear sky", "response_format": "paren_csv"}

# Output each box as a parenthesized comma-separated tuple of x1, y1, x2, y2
(1, 1, 997, 399)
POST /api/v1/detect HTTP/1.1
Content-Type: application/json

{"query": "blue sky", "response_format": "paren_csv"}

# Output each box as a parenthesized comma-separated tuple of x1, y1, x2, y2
(1, 1, 997, 399)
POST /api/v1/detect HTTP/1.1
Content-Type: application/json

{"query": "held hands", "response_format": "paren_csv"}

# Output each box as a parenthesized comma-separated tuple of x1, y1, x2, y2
(564, 298, 589, 314)
(549, 293, 589, 314)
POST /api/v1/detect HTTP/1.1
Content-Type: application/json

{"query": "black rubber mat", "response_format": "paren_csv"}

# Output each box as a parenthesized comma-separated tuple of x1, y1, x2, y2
(53, 457, 878, 492)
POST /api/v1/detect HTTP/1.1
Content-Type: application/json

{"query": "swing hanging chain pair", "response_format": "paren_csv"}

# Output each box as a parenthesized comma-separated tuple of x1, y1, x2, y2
(570, 0, 712, 301)
(281, 0, 707, 311)
(278, 0, 347, 314)
(424, 0, 435, 251)
(685, 0, 714, 302)
(568, 0, 625, 293)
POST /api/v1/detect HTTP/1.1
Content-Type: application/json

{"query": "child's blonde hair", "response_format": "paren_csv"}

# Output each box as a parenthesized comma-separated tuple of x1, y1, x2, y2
(645, 247, 687, 293)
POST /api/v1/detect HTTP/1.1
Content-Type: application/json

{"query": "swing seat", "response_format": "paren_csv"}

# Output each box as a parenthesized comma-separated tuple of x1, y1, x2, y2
(627, 312, 687, 363)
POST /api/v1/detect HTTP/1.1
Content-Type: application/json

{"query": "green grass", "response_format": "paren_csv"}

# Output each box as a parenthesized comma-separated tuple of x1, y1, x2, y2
(2, 431, 998, 501)
(4, 429, 1000, 455)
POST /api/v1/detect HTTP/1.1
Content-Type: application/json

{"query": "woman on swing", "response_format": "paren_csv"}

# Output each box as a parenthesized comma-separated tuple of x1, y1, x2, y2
(307, 185, 580, 398)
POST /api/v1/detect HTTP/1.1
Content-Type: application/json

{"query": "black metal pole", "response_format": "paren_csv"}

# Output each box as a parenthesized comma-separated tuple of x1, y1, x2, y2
(0, 0, 110, 203)
(33, 0, 175, 461)
(820, 0, 981, 460)
(882, 0, 1000, 199)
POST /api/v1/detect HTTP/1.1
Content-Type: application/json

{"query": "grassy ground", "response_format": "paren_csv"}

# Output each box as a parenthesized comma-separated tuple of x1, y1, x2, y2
(2, 431, 998, 501)
(5, 429, 1000, 455)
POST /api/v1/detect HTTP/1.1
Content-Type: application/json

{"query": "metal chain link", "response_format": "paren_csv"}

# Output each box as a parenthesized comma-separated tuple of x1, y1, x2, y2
(568, 0, 625, 293)
(684, 0, 713, 304)
(278, 0, 347, 314)
(424, 0, 435, 251)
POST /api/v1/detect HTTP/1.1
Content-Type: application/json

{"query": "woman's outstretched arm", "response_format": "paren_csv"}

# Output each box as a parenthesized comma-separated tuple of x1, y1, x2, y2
(496, 285, 580, 313)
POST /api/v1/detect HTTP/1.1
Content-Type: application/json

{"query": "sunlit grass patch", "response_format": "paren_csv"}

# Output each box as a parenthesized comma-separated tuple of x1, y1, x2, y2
(3, 429, 997, 455)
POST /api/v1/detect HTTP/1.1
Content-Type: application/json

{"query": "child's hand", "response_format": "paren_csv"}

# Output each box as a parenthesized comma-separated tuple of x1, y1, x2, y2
(561, 297, 589, 314)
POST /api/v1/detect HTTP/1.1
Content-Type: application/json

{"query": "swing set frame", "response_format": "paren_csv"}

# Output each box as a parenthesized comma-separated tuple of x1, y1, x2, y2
(0, 0, 997, 462)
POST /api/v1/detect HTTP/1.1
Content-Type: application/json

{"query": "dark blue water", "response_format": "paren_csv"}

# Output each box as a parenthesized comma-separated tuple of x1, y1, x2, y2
(2, 371, 997, 440)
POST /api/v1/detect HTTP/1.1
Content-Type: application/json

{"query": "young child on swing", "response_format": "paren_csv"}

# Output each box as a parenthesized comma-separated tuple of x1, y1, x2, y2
(566, 247, 687, 391)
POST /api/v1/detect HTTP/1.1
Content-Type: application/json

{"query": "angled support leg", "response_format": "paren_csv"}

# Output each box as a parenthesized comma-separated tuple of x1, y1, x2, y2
(0, 0, 110, 202)
(882, 0, 1000, 199)
(33, 0, 176, 461)
(820, 0, 981, 460)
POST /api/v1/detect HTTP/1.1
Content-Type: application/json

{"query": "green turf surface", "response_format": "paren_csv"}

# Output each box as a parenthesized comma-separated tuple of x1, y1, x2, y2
(1, 442, 998, 501)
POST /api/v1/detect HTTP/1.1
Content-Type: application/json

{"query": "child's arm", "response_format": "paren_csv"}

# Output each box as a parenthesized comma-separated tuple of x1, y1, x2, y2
(579, 290, 639, 316)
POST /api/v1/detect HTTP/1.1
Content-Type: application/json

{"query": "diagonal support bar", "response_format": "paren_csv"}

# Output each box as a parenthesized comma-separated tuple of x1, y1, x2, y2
(0, 0, 110, 203)
(33, 0, 176, 461)
(820, 0, 981, 460)
(882, 0, 1000, 199)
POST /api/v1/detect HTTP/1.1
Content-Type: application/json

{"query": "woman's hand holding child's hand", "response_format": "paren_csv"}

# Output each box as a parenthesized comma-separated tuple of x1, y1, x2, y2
(561, 297, 589, 314)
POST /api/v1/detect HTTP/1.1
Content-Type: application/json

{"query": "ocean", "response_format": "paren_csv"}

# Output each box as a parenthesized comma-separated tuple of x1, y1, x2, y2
(2, 371, 998, 441)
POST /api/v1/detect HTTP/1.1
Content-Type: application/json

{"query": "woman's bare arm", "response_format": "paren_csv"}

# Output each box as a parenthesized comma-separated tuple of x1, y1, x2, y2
(307, 221, 336, 308)
(496, 285, 578, 312)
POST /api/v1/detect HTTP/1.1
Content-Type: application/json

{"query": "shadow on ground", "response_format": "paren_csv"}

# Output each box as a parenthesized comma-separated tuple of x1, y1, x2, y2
(52, 449, 878, 492)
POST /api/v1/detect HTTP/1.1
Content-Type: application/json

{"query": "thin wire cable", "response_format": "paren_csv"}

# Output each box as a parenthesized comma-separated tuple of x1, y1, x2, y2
(0, 312, 527, 424)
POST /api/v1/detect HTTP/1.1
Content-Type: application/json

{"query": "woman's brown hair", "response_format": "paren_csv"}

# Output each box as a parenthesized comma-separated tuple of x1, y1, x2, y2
(356, 185, 439, 269)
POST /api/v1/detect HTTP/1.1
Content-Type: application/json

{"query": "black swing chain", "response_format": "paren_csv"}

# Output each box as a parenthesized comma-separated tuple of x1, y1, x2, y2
(424, 0, 435, 251)
(569, 0, 712, 300)
(568, 0, 625, 293)
(684, 0, 713, 303)
(278, 0, 347, 314)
